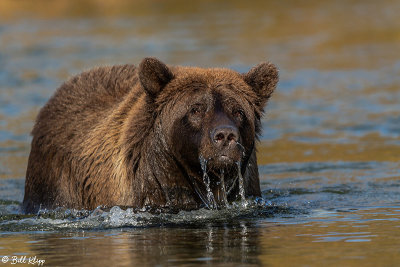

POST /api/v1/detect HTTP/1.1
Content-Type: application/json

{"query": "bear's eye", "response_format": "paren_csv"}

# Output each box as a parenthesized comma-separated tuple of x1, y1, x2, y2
(187, 104, 206, 128)
(232, 109, 245, 120)
(190, 107, 201, 115)
(189, 104, 205, 116)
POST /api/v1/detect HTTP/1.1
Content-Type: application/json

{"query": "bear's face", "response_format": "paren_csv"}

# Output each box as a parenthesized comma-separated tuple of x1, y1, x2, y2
(157, 70, 258, 174)
(138, 58, 278, 200)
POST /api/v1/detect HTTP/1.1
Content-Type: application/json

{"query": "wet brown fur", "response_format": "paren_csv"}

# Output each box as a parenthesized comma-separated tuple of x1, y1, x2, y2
(23, 58, 278, 213)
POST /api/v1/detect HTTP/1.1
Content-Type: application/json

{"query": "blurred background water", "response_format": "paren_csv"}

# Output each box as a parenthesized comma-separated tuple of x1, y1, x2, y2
(0, 0, 400, 266)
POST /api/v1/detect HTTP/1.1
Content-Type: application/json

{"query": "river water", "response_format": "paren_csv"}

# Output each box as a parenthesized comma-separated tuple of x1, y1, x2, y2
(1, 1, 399, 266)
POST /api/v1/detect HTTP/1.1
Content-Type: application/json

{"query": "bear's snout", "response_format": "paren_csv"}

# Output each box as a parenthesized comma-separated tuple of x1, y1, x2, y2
(211, 125, 239, 147)
(204, 110, 243, 167)
(206, 123, 242, 167)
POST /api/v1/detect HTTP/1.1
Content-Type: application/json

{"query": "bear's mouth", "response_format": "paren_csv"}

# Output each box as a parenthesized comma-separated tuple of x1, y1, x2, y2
(205, 145, 244, 170)
(218, 154, 234, 163)
(211, 154, 234, 166)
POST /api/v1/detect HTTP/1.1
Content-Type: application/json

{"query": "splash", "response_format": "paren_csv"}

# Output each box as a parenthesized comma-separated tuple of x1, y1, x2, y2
(0, 200, 291, 232)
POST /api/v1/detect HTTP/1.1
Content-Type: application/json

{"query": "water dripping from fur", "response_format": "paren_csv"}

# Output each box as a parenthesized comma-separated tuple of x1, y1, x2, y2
(199, 156, 217, 210)
(219, 169, 229, 207)
(236, 161, 248, 207)
(236, 141, 246, 158)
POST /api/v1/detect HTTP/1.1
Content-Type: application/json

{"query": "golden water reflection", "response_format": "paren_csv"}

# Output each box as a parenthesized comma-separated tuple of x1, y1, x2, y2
(257, 135, 400, 164)
(259, 207, 400, 266)
(1, 0, 399, 69)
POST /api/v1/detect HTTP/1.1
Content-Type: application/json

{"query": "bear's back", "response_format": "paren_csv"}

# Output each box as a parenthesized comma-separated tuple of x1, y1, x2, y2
(31, 64, 139, 146)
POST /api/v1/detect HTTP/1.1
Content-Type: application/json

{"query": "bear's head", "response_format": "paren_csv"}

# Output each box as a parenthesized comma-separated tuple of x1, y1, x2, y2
(138, 58, 278, 207)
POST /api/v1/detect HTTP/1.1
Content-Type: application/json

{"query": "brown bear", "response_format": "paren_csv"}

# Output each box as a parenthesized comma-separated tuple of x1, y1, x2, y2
(23, 57, 278, 213)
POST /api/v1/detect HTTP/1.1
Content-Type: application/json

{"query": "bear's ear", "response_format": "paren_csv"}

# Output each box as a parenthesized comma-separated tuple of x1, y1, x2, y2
(138, 57, 174, 99)
(243, 62, 279, 107)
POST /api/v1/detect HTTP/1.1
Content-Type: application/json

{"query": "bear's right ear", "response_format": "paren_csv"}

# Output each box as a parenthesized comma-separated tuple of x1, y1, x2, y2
(138, 57, 174, 99)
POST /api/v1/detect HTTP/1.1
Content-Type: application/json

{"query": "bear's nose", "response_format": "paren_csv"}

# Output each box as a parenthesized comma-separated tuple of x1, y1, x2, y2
(211, 125, 239, 146)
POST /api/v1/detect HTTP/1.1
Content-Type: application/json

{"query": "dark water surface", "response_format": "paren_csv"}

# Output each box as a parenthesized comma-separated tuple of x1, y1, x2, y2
(1, 0, 400, 266)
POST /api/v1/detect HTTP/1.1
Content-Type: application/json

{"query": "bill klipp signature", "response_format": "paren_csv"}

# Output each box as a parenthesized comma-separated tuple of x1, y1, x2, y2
(2, 255, 45, 266)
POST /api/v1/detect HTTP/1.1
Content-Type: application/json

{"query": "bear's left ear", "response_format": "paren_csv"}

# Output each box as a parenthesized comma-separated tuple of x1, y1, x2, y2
(138, 57, 174, 99)
(243, 62, 279, 107)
